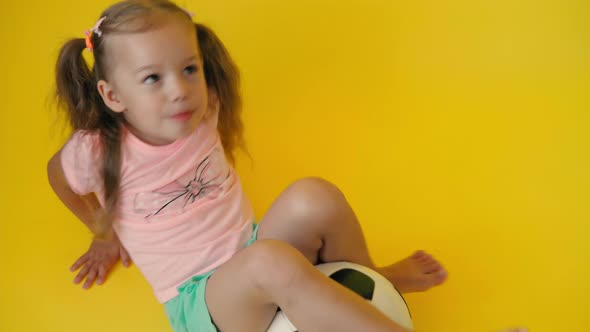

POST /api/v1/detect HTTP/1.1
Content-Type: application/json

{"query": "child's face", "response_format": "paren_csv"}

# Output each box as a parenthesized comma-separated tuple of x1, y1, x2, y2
(99, 16, 209, 145)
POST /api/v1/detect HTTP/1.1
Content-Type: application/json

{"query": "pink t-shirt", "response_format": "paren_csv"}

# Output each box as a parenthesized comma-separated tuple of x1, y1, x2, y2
(60, 114, 255, 303)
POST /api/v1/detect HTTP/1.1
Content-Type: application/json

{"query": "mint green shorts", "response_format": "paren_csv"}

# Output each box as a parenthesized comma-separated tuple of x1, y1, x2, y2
(164, 223, 260, 332)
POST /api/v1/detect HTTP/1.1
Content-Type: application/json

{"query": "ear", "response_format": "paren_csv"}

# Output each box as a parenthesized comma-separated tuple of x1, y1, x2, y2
(97, 80, 126, 113)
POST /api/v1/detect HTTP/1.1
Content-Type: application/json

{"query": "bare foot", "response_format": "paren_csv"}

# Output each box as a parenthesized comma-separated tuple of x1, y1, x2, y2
(377, 250, 448, 293)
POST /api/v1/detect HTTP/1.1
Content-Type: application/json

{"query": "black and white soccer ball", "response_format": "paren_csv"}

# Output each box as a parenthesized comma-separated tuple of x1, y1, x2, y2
(266, 261, 413, 331)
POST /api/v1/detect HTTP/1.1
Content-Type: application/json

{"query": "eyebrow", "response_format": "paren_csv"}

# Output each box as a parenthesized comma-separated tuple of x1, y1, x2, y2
(134, 55, 199, 74)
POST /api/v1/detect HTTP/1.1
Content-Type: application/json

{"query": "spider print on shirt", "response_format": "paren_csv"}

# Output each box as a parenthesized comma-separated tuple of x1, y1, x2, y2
(133, 147, 232, 221)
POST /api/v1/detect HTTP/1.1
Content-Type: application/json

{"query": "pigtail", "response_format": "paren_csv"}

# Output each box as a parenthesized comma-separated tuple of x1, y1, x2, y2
(54, 37, 122, 239)
(98, 115, 122, 238)
(196, 23, 247, 165)
(55, 38, 103, 130)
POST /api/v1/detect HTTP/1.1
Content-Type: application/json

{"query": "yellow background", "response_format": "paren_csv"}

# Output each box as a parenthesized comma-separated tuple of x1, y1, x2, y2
(1, 0, 588, 331)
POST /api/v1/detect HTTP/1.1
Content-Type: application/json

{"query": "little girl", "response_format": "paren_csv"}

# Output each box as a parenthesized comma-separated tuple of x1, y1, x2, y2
(47, 1, 449, 331)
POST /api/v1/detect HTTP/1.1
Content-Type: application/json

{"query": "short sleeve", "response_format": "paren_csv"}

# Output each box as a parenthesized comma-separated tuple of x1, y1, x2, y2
(60, 130, 103, 195)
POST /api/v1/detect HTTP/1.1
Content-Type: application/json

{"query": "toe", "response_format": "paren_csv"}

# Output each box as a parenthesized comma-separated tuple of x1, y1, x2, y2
(412, 250, 426, 259)
(421, 253, 433, 261)
(418, 254, 434, 265)
(432, 269, 448, 284)
(425, 261, 441, 273)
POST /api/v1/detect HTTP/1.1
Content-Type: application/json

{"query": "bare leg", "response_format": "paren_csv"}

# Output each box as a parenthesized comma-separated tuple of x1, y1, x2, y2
(257, 177, 447, 293)
(206, 240, 411, 332)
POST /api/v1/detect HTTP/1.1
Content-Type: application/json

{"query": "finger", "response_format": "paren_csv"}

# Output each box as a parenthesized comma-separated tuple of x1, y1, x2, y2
(74, 264, 91, 284)
(120, 247, 131, 267)
(83, 265, 98, 289)
(70, 254, 89, 272)
(96, 265, 106, 285)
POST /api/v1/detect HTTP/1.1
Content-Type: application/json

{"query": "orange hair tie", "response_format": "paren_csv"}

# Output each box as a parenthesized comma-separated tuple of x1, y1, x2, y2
(84, 30, 94, 52)
(84, 16, 106, 52)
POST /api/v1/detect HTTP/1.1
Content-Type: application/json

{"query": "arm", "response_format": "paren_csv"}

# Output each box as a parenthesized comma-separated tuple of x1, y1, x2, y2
(47, 150, 131, 289)
(47, 149, 106, 236)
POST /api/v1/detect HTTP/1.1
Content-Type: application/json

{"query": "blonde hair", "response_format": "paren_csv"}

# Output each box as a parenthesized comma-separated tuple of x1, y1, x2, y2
(54, 0, 245, 237)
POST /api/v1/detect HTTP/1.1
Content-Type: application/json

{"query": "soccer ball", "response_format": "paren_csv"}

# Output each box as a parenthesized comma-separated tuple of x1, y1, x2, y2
(266, 261, 414, 331)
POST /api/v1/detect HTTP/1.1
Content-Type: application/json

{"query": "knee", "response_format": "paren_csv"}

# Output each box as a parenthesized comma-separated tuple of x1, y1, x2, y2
(243, 240, 310, 293)
(284, 177, 347, 217)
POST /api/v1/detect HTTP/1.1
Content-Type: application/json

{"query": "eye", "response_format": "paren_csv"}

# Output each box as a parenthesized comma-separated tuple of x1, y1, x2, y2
(143, 74, 160, 84)
(183, 65, 198, 75)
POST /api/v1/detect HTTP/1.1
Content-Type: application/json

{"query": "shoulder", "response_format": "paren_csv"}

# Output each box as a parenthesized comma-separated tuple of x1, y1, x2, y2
(59, 130, 104, 195)
(68, 129, 101, 146)
(62, 130, 102, 157)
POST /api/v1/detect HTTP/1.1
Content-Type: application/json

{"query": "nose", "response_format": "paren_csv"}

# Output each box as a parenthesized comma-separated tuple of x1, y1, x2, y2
(169, 75, 190, 102)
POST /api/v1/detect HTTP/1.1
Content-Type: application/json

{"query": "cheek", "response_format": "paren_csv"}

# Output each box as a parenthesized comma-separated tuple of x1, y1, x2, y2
(130, 93, 161, 113)
(195, 74, 208, 96)
(122, 112, 143, 128)
(194, 87, 209, 109)
(124, 107, 156, 128)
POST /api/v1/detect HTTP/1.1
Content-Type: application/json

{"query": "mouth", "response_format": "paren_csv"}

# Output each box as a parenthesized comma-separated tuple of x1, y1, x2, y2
(171, 111, 194, 122)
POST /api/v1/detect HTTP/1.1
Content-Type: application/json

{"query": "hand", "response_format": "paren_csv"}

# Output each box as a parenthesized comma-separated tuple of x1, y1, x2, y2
(70, 231, 132, 289)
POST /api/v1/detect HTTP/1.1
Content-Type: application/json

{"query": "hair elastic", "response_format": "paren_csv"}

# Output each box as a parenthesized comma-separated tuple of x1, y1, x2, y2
(84, 16, 106, 52)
